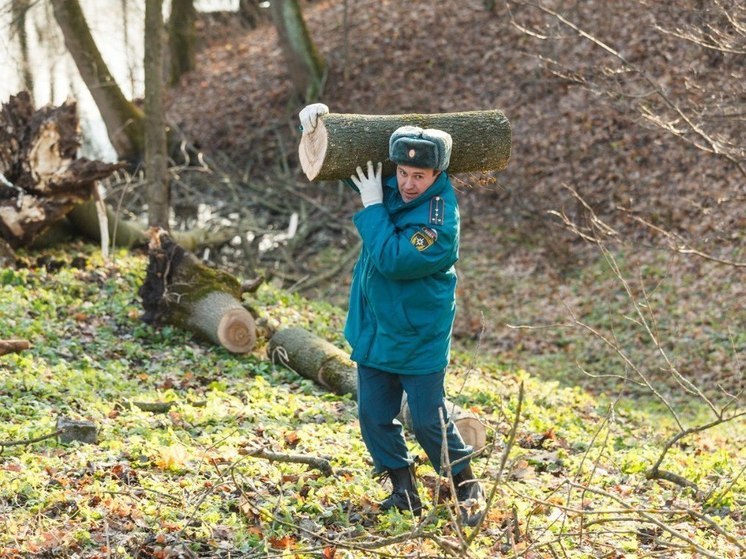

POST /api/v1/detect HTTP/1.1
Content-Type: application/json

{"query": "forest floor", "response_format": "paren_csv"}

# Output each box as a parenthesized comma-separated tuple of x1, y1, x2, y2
(1, 248, 744, 558)
(1, 1, 744, 557)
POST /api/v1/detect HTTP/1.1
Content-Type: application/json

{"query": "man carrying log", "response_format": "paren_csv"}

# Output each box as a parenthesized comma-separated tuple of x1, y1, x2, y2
(299, 103, 485, 526)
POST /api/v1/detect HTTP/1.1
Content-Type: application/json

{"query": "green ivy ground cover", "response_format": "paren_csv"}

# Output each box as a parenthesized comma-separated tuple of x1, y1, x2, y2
(0, 246, 743, 558)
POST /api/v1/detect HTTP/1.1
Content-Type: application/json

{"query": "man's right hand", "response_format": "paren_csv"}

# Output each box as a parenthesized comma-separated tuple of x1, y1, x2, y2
(351, 161, 383, 207)
(299, 103, 329, 134)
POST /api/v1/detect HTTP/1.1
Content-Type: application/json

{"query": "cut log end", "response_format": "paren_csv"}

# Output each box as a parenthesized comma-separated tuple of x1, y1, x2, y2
(454, 416, 487, 450)
(298, 121, 328, 181)
(217, 307, 257, 353)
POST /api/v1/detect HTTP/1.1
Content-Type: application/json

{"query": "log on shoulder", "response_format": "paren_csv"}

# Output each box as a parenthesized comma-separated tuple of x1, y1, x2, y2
(139, 228, 256, 353)
(268, 327, 486, 449)
(298, 110, 511, 181)
(0, 91, 124, 248)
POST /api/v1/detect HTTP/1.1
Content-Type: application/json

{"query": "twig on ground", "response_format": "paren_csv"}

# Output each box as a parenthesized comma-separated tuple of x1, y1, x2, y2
(129, 400, 207, 413)
(464, 380, 524, 547)
(239, 446, 334, 476)
(567, 481, 729, 559)
(646, 410, 746, 494)
(0, 429, 62, 450)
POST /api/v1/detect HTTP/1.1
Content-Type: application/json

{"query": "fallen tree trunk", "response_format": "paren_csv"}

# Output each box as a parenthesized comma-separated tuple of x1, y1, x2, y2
(139, 228, 256, 353)
(0, 339, 31, 356)
(0, 91, 124, 248)
(299, 110, 511, 181)
(62, 200, 239, 252)
(268, 327, 486, 449)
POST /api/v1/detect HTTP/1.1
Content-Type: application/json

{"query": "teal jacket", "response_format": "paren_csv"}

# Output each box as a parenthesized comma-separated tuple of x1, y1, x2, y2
(344, 171, 460, 374)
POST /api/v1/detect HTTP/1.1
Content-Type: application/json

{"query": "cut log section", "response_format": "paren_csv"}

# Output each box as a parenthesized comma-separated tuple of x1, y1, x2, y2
(268, 327, 487, 449)
(268, 326, 357, 396)
(299, 110, 511, 181)
(139, 228, 256, 353)
(0, 91, 124, 248)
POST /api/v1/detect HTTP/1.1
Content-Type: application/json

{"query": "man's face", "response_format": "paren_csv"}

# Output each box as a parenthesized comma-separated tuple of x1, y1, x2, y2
(396, 164, 440, 202)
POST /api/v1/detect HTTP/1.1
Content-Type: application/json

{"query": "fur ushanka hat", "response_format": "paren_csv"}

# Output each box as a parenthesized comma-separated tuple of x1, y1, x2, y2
(389, 126, 453, 171)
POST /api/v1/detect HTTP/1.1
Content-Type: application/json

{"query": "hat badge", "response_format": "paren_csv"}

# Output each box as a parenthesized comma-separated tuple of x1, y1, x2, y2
(408, 148, 416, 158)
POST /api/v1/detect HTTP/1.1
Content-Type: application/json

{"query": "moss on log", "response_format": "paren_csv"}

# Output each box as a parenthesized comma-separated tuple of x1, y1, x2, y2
(268, 327, 486, 449)
(299, 110, 511, 181)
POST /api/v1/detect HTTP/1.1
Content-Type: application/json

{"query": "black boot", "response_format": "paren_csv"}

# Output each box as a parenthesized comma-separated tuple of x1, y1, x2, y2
(379, 465, 422, 516)
(453, 464, 485, 527)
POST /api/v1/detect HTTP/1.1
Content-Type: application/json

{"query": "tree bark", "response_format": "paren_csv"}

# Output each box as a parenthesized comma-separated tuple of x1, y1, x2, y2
(51, 0, 146, 162)
(65, 201, 148, 249)
(168, 0, 197, 85)
(11, 0, 34, 99)
(299, 110, 512, 181)
(268, 327, 486, 449)
(0, 92, 124, 248)
(144, 0, 170, 229)
(139, 229, 256, 354)
(270, 0, 325, 101)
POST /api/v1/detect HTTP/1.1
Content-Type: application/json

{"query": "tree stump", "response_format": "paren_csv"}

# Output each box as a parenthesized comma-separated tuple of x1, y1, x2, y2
(56, 416, 98, 445)
(298, 110, 511, 181)
(139, 228, 256, 353)
(0, 91, 124, 248)
(268, 327, 487, 449)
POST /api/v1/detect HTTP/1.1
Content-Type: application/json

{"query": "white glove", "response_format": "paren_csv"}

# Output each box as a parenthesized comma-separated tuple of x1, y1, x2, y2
(351, 161, 383, 207)
(299, 103, 329, 134)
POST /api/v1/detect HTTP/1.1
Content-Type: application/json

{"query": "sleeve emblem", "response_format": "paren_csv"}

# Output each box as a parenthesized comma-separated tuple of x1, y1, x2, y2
(410, 227, 437, 251)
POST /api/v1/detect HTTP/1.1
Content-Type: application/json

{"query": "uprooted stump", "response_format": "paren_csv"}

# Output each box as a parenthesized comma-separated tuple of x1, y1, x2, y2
(299, 110, 511, 182)
(0, 91, 124, 248)
(139, 228, 256, 353)
(268, 327, 486, 449)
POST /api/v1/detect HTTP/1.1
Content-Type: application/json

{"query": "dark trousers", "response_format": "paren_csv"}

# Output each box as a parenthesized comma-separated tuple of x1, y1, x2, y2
(356, 364, 473, 475)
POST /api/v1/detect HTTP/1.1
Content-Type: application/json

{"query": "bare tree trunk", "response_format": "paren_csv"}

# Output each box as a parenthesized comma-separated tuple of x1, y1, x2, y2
(299, 110, 512, 181)
(50, 0, 146, 162)
(269, 0, 325, 101)
(168, 0, 196, 85)
(11, 0, 34, 99)
(144, 0, 170, 229)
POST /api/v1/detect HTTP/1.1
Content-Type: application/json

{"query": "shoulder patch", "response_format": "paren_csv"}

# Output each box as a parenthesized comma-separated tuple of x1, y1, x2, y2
(429, 196, 445, 225)
(411, 227, 436, 251)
